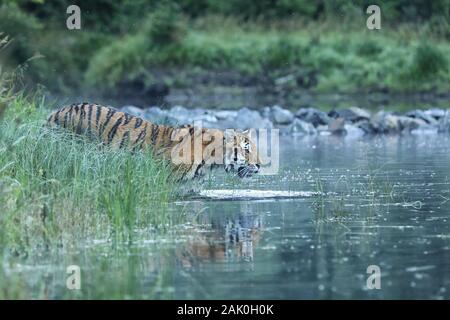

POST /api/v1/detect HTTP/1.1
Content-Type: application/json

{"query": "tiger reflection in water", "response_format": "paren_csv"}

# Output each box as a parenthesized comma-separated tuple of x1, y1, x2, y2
(177, 210, 264, 268)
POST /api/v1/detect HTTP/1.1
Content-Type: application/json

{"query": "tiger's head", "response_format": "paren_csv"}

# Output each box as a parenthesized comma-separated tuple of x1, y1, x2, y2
(224, 129, 261, 178)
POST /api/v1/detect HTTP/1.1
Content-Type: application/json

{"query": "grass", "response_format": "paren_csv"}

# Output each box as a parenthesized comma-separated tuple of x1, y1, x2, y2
(0, 68, 186, 297)
(83, 16, 450, 95)
(311, 165, 399, 225)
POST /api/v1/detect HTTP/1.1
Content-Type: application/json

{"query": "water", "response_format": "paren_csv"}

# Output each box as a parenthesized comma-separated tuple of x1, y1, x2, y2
(3, 133, 450, 299)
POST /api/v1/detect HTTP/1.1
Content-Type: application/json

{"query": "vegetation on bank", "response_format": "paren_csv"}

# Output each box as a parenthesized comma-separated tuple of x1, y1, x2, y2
(0, 0, 449, 98)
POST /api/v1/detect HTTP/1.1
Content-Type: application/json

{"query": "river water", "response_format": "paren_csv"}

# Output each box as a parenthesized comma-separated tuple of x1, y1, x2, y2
(3, 132, 450, 299)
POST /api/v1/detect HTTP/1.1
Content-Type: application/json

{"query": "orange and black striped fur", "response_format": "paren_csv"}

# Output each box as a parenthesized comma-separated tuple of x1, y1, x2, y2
(46, 103, 261, 180)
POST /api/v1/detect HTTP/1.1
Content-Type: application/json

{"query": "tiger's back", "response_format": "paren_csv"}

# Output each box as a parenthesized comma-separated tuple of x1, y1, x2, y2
(47, 103, 174, 152)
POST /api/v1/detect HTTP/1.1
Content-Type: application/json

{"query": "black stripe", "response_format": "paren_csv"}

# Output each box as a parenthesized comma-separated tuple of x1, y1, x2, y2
(133, 123, 148, 150)
(63, 110, 69, 128)
(67, 105, 74, 128)
(151, 125, 159, 145)
(123, 114, 133, 126)
(95, 105, 101, 129)
(76, 105, 86, 134)
(134, 117, 143, 129)
(119, 131, 130, 149)
(194, 160, 205, 177)
(87, 104, 93, 134)
(107, 116, 123, 144)
(54, 110, 61, 125)
(99, 108, 116, 137)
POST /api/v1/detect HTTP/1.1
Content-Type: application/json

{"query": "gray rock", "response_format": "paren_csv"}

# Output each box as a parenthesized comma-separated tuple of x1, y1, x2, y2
(288, 118, 316, 135)
(144, 107, 166, 122)
(329, 107, 371, 122)
(215, 110, 238, 120)
(262, 106, 272, 119)
(328, 118, 346, 135)
(232, 108, 272, 129)
(424, 108, 446, 120)
(397, 116, 427, 132)
(271, 105, 294, 125)
(344, 124, 365, 138)
(370, 111, 401, 133)
(354, 120, 374, 134)
(121, 105, 144, 117)
(295, 108, 331, 126)
(405, 110, 438, 125)
(438, 111, 450, 133)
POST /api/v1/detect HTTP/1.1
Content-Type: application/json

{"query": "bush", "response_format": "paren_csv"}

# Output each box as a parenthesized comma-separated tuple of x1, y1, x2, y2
(410, 42, 448, 80)
(0, 2, 42, 64)
(142, 2, 187, 46)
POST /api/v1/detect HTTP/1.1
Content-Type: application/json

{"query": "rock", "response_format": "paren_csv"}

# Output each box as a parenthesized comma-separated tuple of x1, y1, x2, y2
(121, 105, 144, 117)
(344, 124, 365, 138)
(328, 107, 371, 122)
(215, 110, 238, 120)
(288, 118, 316, 135)
(354, 120, 374, 134)
(144, 107, 166, 122)
(271, 105, 294, 125)
(295, 108, 331, 127)
(405, 110, 438, 125)
(328, 118, 346, 135)
(397, 116, 427, 132)
(232, 107, 273, 129)
(370, 111, 401, 133)
(262, 106, 271, 119)
(438, 111, 450, 133)
(424, 108, 446, 120)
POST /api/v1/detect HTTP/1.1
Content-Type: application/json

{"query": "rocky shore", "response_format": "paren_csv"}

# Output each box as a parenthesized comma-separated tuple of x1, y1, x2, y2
(120, 104, 450, 137)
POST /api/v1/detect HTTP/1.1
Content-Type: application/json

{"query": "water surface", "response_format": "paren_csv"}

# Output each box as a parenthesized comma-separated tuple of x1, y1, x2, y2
(3, 133, 450, 299)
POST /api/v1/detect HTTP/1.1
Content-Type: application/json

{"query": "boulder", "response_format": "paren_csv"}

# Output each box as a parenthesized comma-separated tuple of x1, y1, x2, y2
(354, 120, 375, 135)
(328, 107, 371, 122)
(144, 107, 166, 122)
(370, 111, 401, 133)
(397, 116, 427, 132)
(344, 124, 365, 138)
(215, 110, 238, 121)
(438, 111, 450, 133)
(405, 110, 438, 125)
(271, 105, 294, 125)
(328, 118, 346, 135)
(424, 108, 446, 120)
(121, 105, 144, 117)
(232, 108, 273, 129)
(295, 108, 331, 127)
(288, 118, 316, 135)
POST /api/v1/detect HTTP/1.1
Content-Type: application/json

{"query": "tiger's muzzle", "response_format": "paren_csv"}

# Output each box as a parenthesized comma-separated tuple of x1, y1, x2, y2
(237, 164, 260, 178)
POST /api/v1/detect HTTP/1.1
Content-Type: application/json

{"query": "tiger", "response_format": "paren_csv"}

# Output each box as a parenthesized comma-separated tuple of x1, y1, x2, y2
(46, 103, 261, 180)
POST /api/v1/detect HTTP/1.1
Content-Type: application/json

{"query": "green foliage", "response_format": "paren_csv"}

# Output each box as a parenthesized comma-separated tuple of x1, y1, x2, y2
(410, 42, 448, 80)
(1, 0, 450, 94)
(142, 1, 186, 46)
(0, 2, 42, 64)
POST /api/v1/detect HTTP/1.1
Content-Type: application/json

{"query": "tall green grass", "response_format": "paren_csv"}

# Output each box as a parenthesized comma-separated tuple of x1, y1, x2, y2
(0, 88, 184, 252)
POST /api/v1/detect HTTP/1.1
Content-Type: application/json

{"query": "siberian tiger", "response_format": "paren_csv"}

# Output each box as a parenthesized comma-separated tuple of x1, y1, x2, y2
(46, 103, 261, 180)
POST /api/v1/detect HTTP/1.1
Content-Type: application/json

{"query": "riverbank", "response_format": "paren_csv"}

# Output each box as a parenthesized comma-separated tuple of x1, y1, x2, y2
(1, 3, 449, 98)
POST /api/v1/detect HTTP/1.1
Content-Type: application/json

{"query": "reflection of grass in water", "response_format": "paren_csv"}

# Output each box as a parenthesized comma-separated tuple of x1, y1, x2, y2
(311, 165, 402, 225)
